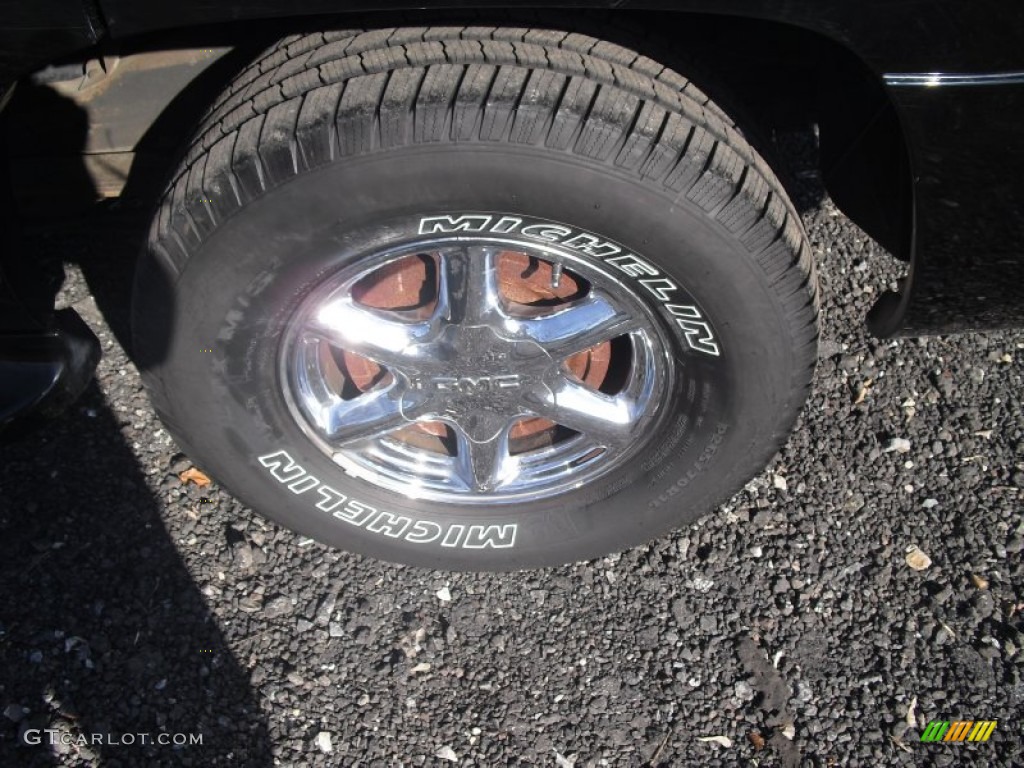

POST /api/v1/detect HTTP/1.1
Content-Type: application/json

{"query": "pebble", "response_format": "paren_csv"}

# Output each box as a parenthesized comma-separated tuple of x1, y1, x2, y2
(315, 593, 337, 626)
(315, 731, 333, 754)
(734, 681, 755, 702)
(263, 596, 292, 619)
(884, 438, 912, 454)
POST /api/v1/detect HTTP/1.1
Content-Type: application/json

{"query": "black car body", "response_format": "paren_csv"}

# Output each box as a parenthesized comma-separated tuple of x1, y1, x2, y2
(2, 0, 1024, 430)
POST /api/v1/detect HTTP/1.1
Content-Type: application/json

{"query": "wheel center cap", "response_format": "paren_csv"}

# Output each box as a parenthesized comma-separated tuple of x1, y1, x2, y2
(400, 324, 553, 441)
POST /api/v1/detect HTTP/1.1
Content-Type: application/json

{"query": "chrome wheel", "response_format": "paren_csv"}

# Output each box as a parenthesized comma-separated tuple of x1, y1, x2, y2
(280, 234, 674, 503)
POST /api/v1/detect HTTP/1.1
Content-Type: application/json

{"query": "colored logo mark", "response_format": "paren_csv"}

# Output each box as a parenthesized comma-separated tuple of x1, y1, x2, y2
(921, 720, 997, 742)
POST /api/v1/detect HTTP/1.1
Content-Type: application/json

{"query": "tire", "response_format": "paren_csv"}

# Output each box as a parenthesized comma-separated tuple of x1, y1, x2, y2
(133, 25, 818, 570)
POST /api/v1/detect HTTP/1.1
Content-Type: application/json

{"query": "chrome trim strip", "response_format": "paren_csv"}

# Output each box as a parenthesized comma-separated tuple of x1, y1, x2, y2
(884, 71, 1024, 87)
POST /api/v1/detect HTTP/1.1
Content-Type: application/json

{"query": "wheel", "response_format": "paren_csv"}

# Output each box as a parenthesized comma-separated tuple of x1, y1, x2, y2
(133, 26, 818, 569)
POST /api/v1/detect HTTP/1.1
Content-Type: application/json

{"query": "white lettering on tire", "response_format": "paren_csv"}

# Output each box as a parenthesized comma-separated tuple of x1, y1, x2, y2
(258, 451, 517, 548)
(418, 214, 720, 356)
(666, 304, 720, 357)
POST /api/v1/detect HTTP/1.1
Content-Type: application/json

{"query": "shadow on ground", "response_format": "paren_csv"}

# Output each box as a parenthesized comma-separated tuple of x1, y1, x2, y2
(0, 372, 271, 766)
(1, 112, 271, 764)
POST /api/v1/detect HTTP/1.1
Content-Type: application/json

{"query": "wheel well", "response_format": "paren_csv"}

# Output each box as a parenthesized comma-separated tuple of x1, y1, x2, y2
(5, 8, 911, 260)
(617, 11, 912, 261)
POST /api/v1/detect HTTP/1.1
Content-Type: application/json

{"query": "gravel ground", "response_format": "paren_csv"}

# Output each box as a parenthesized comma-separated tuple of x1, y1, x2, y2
(1, 131, 1022, 768)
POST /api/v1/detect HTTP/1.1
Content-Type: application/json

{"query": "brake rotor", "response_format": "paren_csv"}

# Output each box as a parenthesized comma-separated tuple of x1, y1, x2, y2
(332, 251, 612, 450)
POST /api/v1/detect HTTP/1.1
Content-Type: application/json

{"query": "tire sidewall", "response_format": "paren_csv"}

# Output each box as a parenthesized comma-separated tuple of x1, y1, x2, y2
(142, 144, 798, 569)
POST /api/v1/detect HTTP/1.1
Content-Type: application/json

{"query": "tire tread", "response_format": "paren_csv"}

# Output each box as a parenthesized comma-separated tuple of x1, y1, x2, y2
(151, 22, 818, 434)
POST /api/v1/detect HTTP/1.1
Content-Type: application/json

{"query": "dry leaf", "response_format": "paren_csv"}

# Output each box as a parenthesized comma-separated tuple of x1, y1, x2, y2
(890, 734, 913, 753)
(971, 573, 989, 590)
(696, 735, 733, 748)
(748, 731, 766, 750)
(435, 746, 458, 762)
(178, 467, 211, 487)
(905, 545, 932, 571)
(938, 618, 957, 639)
(853, 378, 874, 405)
(906, 696, 918, 728)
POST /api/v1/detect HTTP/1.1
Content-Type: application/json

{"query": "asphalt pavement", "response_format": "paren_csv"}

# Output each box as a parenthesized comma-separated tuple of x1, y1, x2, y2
(1, 132, 1022, 767)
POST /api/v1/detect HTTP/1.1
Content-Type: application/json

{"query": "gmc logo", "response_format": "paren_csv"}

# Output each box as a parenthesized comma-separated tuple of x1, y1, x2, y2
(414, 375, 522, 392)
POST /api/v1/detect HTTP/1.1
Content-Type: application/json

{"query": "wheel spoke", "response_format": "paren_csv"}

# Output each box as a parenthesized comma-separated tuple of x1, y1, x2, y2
(452, 414, 516, 492)
(318, 386, 410, 445)
(510, 290, 640, 358)
(620, 331, 661, 404)
(524, 375, 639, 448)
(438, 245, 502, 324)
(307, 297, 437, 368)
